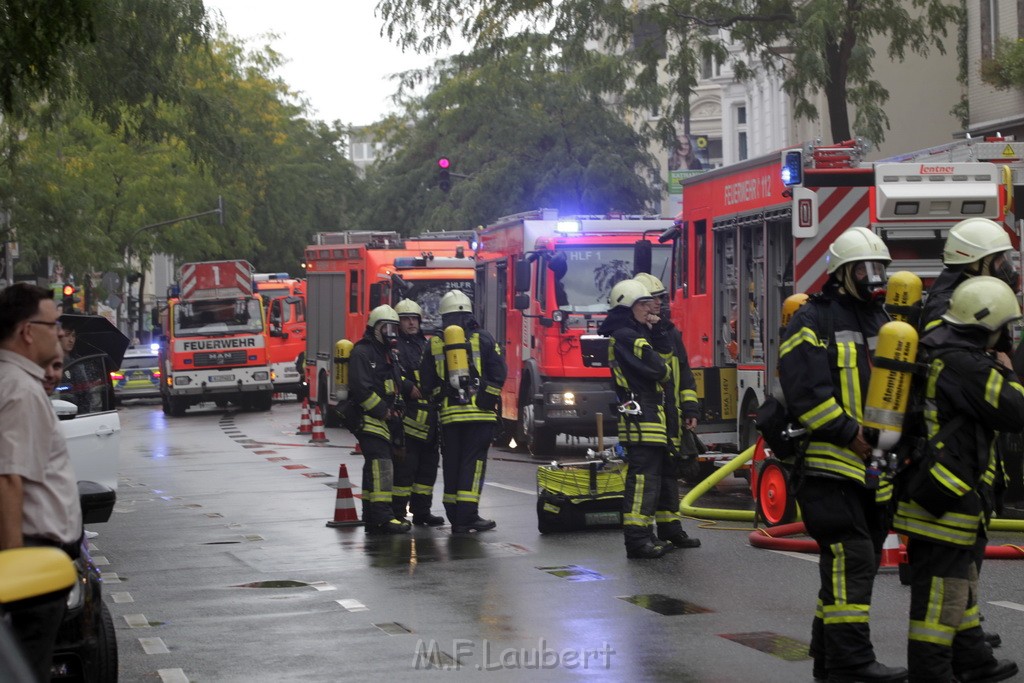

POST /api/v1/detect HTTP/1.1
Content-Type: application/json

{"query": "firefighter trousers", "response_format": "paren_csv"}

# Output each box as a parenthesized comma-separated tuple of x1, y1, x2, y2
(392, 436, 440, 519)
(796, 476, 888, 671)
(622, 444, 680, 548)
(906, 534, 993, 682)
(357, 434, 396, 528)
(440, 422, 493, 527)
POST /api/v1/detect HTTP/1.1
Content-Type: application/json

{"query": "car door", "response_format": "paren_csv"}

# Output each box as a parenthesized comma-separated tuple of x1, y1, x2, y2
(54, 354, 121, 492)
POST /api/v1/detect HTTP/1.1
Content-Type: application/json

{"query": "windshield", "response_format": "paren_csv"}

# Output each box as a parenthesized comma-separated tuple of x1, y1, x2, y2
(549, 245, 671, 313)
(400, 279, 474, 333)
(257, 286, 289, 300)
(173, 298, 264, 336)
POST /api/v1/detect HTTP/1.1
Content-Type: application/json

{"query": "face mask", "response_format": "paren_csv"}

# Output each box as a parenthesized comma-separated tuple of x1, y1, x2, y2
(843, 262, 887, 301)
(375, 322, 398, 343)
(987, 330, 1003, 349)
(986, 253, 1020, 294)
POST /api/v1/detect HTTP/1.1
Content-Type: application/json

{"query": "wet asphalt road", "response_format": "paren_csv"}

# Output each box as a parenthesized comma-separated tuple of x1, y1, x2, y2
(94, 400, 1024, 682)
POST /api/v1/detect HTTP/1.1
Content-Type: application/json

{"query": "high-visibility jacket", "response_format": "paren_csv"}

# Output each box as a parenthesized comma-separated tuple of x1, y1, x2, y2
(419, 325, 507, 425)
(396, 331, 433, 442)
(598, 308, 670, 446)
(650, 321, 699, 451)
(919, 268, 965, 333)
(778, 287, 890, 496)
(349, 331, 400, 441)
(894, 325, 1024, 547)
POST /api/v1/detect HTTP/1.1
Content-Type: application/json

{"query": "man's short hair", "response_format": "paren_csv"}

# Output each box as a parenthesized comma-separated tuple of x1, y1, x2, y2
(0, 283, 54, 342)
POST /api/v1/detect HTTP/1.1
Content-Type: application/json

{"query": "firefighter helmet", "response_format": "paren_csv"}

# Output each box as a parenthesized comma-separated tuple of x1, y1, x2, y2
(367, 305, 400, 328)
(394, 299, 423, 318)
(942, 276, 1022, 331)
(633, 272, 666, 296)
(609, 279, 653, 309)
(826, 227, 891, 274)
(439, 290, 472, 315)
(943, 218, 1012, 266)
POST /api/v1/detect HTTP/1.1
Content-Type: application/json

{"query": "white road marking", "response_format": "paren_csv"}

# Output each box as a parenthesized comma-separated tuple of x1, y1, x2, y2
(988, 600, 1024, 612)
(308, 581, 337, 591)
(139, 637, 171, 654)
(337, 599, 368, 612)
(110, 592, 134, 603)
(105, 572, 121, 583)
(124, 613, 151, 629)
(92, 555, 109, 566)
(484, 482, 535, 495)
(158, 669, 189, 683)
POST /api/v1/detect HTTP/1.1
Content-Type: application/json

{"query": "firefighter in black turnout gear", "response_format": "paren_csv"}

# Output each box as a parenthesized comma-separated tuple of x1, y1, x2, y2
(598, 279, 672, 560)
(633, 273, 701, 550)
(894, 277, 1024, 683)
(350, 305, 412, 535)
(778, 227, 907, 682)
(418, 290, 507, 533)
(391, 299, 445, 526)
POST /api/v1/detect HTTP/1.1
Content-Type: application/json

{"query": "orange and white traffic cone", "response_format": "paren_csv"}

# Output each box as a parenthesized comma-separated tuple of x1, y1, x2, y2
(879, 531, 903, 571)
(326, 463, 362, 527)
(309, 405, 329, 443)
(350, 442, 362, 455)
(296, 399, 312, 435)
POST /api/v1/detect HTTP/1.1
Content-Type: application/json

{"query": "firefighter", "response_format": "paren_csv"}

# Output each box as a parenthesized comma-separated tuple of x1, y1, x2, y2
(632, 272, 700, 550)
(894, 277, 1024, 683)
(921, 217, 1018, 331)
(597, 279, 673, 560)
(350, 305, 411, 535)
(418, 290, 507, 533)
(392, 299, 445, 526)
(778, 226, 907, 682)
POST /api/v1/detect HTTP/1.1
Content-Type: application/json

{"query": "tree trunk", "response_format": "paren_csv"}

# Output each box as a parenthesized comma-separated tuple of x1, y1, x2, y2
(823, 21, 856, 143)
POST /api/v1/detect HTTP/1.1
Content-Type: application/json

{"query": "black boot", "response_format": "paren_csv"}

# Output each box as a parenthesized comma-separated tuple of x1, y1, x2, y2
(954, 659, 1018, 683)
(626, 542, 667, 560)
(365, 518, 411, 535)
(659, 530, 701, 549)
(412, 513, 445, 526)
(451, 517, 497, 534)
(827, 660, 907, 682)
(983, 631, 1002, 649)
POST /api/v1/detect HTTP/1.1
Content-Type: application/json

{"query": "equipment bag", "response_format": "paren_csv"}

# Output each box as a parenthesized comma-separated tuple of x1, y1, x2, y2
(335, 400, 361, 434)
(536, 461, 626, 534)
(754, 396, 805, 462)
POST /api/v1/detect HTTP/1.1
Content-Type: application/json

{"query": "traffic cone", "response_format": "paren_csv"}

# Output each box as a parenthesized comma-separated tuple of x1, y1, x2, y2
(879, 531, 903, 570)
(350, 442, 362, 455)
(296, 399, 312, 435)
(309, 405, 329, 443)
(326, 463, 362, 527)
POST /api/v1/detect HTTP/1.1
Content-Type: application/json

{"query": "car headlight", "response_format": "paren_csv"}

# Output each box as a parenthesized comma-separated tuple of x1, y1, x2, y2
(66, 576, 84, 611)
(545, 392, 575, 406)
(176, 376, 191, 386)
(253, 371, 269, 381)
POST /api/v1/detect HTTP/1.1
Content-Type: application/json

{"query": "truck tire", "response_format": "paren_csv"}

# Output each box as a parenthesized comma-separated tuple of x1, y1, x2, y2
(255, 392, 273, 412)
(319, 375, 341, 427)
(161, 394, 171, 415)
(527, 423, 558, 458)
(169, 396, 187, 417)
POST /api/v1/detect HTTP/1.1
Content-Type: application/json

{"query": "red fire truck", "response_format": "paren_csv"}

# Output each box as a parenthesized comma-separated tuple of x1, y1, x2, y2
(304, 231, 476, 423)
(159, 260, 274, 415)
(653, 140, 1012, 455)
(253, 273, 306, 396)
(474, 209, 676, 454)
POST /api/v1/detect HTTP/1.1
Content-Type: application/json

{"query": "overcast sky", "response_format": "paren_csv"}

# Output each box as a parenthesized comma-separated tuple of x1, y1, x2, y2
(204, 1, 449, 127)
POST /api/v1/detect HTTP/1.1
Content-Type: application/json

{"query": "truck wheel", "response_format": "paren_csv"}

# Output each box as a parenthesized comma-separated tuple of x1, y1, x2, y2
(319, 377, 341, 428)
(527, 424, 558, 458)
(257, 392, 273, 411)
(169, 397, 187, 417)
(214, 399, 229, 408)
(756, 458, 796, 526)
(161, 394, 171, 415)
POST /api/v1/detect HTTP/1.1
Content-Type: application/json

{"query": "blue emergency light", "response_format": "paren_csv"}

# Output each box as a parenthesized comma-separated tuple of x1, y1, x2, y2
(555, 220, 581, 234)
(781, 150, 803, 186)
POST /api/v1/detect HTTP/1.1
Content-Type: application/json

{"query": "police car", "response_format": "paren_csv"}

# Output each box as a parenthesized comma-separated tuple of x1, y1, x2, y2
(111, 344, 161, 400)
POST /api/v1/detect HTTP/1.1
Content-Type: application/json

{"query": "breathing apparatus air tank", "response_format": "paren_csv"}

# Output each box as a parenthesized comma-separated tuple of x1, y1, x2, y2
(780, 293, 809, 331)
(884, 271, 923, 325)
(443, 325, 472, 404)
(862, 320, 919, 477)
(333, 339, 354, 400)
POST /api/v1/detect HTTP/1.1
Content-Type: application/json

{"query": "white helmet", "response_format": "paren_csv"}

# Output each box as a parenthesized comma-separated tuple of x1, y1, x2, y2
(394, 299, 423, 318)
(942, 276, 1022, 331)
(367, 305, 399, 328)
(943, 218, 1012, 266)
(633, 272, 666, 297)
(439, 290, 472, 315)
(826, 227, 891, 274)
(609, 279, 653, 309)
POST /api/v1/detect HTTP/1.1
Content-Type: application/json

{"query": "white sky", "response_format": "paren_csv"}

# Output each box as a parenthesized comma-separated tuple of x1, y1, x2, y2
(204, 1, 451, 127)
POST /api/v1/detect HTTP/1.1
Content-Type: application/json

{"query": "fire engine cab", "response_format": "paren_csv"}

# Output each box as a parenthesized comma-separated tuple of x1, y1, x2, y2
(653, 139, 1013, 453)
(253, 273, 306, 396)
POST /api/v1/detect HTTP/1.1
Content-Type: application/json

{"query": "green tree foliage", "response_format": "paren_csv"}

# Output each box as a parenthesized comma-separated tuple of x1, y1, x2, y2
(360, 37, 661, 234)
(377, 0, 961, 147)
(980, 38, 1024, 91)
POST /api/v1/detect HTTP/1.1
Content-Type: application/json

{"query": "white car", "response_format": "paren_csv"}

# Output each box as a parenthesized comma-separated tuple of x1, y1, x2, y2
(52, 354, 121, 496)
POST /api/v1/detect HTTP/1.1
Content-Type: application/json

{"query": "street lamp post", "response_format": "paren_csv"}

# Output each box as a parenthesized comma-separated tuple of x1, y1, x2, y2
(123, 197, 223, 340)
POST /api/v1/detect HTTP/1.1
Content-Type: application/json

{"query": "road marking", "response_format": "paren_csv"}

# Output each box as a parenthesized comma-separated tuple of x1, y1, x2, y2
(766, 549, 819, 563)
(989, 600, 1024, 612)
(485, 482, 535, 495)
(308, 581, 337, 592)
(157, 668, 189, 682)
(124, 613, 152, 629)
(337, 599, 369, 612)
(139, 637, 171, 654)
(105, 572, 121, 583)
(110, 592, 134, 603)
(92, 555, 109, 566)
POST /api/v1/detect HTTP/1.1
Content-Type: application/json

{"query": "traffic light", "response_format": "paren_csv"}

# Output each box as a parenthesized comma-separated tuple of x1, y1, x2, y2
(62, 283, 75, 312)
(438, 157, 451, 193)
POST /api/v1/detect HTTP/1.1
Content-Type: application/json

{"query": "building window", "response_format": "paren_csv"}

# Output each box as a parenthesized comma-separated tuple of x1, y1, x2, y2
(737, 106, 747, 125)
(981, 0, 1000, 60)
(738, 132, 748, 161)
(700, 53, 721, 80)
(736, 105, 748, 161)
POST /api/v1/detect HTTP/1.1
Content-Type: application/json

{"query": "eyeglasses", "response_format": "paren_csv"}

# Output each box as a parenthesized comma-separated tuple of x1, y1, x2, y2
(27, 320, 62, 330)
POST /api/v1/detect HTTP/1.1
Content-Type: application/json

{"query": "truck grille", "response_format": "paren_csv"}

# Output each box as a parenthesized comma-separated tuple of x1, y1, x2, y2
(194, 350, 247, 368)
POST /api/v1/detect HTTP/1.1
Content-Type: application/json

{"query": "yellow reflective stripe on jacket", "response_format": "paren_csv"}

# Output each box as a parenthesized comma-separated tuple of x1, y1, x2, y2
(799, 398, 845, 430)
(931, 462, 971, 497)
(361, 415, 390, 440)
(836, 341, 863, 423)
(680, 388, 698, 404)
(779, 326, 824, 358)
(361, 393, 381, 412)
(984, 369, 1003, 408)
(431, 333, 495, 424)
(804, 442, 866, 482)
(893, 500, 981, 546)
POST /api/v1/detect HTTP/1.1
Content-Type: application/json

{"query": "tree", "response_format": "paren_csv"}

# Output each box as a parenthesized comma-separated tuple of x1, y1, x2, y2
(377, 0, 962, 147)
(359, 38, 661, 234)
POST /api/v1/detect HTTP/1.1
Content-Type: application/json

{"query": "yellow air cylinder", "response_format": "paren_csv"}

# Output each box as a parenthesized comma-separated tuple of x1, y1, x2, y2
(333, 339, 353, 400)
(781, 293, 809, 329)
(863, 321, 919, 454)
(885, 271, 923, 324)
(443, 324, 471, 403)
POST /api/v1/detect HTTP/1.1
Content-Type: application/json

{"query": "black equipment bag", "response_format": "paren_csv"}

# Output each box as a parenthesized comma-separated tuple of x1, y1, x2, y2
(754, 395, 805, 462)
(536, 461, 626, 534)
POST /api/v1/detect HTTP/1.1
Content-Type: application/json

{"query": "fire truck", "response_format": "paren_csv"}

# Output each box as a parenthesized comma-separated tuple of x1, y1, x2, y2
(474, 209, 676, 454)
(651, 139, 1014, 456)
(304, 231, 476, 423)
(159, 260, 274, 416)
(253, 273, 306, 396)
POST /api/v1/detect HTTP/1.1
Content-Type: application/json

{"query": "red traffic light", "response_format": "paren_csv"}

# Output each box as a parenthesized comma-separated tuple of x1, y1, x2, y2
(437, 157, 451, 170)
(62, 284, 75, 296)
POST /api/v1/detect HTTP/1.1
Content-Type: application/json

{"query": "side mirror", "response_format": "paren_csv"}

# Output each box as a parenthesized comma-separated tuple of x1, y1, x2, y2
(268, 327, 283, 338)
(51, 399, 79, 421)
(633, 239, 652, 275)
(513, 260, 531, 293)
(513, 293, 530, 310)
